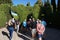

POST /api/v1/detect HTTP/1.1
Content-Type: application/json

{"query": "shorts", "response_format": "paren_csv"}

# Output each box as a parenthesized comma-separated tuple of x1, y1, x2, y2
(31, 29, 36, 34)
(38, 34, 43, 38)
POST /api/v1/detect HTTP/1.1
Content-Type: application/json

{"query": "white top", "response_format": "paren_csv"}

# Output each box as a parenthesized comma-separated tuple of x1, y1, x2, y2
(11, 18, 15, 23)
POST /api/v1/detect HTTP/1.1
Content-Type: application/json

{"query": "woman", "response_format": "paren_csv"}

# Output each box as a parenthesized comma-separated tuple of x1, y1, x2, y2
(7, 19, 14, 40)
(36, 20, 45, 40)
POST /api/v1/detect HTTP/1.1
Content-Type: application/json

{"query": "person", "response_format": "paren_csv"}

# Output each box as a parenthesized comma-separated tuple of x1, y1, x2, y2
(27, 18, 32, 31)
(31, 18, 37, 40)
(7, 19, 14, 40)
(11, 18, 15, 29)
(41, 18, 47, 39)
(36, 20, 45, 40)
(22, 19, 27, 31)
(16, 20, 20, 33)
(41, 19, 47, 27)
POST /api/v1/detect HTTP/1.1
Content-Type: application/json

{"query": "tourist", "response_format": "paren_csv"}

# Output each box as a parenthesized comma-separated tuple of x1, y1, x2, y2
(31, 18, 37, 40)
(36, 20, 45, 40)
(7, 19, 14, 40)
(16, 20, 20, 33)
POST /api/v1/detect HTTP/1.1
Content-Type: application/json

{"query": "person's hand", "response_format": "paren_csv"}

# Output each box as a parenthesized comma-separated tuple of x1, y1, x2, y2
(30, 27, 32, 30)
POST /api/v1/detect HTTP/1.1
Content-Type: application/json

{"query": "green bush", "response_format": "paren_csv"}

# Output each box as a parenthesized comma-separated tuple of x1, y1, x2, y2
(13, 15, 19, 20)
(0, 11, 7, 27)
(11, 5, 31, 22)
(0, 4, 12, 27)
(33, 4, 41, 19)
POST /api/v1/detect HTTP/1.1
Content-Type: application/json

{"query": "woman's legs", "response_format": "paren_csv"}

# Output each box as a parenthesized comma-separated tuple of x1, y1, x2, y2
(9, 27, 14, 40)
(39, 37, 42, 40)
(38, 34, 42, 40)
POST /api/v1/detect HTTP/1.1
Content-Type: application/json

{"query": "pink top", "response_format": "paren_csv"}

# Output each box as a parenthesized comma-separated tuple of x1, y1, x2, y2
(36, 23, 45, 34)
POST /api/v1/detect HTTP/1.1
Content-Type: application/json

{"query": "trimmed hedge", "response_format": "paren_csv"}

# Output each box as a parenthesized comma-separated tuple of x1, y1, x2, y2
(0, 4, 12, 27)
(0, 11, 7, 27)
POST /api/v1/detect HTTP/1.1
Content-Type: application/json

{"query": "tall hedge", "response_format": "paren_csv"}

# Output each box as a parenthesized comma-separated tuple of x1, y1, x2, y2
(0, 11, 7, 27)
(0, 4, 12, 27)
(11, 5, 32, 22)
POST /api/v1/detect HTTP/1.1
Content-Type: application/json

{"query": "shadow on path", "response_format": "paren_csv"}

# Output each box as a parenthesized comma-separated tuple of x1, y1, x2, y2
(17, 33, 30, 40)
(2, 31, 10, 39)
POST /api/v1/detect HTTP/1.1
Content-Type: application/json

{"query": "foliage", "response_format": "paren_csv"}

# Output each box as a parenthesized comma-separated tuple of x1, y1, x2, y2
(0, 0, 12, 5)
(0, 4, 12, 20)
(0, 0, 60, 27)
(0, 4, 12, 27)
(33, 0, 42, 19)
(11, 4, 32, 22)
(33, 4, 40, 19)
(0, 11, 7, 27)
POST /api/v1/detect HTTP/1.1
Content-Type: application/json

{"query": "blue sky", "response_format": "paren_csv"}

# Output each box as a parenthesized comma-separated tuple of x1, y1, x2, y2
(12, 0, 58, 6)
(12, 0, 37, 6)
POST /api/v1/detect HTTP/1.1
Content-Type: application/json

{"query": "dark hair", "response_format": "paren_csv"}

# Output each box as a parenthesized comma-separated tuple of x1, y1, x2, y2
(41, 18, 45, 21)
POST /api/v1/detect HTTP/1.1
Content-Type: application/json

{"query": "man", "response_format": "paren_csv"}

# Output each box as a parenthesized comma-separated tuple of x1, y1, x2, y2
(31, 18, 36, 40)
(41, 19, 47, 27)
(22, 19, 27, 31)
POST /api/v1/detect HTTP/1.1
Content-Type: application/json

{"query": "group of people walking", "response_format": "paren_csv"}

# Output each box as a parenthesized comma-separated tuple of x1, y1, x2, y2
(6, 17, 47, 40)
(22, 18, 47, 40)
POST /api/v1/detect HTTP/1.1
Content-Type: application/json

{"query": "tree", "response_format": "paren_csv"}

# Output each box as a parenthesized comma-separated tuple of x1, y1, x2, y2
(51, 0, 56, 14)
(33, 0, 42, 19)
(26, 2, 30, 6)
(11, 4, 30, 22)
(36, 0, 42, 7)
(57, 0, 60, 14)
(0, 4, 12, 27)
(0, 0, 12, 27)
(40, 0, 53, 25)
(0, 0, 12, 5)
(0, 11, 7, 27)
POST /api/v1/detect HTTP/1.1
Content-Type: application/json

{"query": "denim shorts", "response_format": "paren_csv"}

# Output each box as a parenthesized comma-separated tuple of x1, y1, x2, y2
(38, 34, 43, 38)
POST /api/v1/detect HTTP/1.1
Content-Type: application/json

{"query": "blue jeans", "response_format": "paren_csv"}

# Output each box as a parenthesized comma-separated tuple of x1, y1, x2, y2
(8, 27, 14, 40)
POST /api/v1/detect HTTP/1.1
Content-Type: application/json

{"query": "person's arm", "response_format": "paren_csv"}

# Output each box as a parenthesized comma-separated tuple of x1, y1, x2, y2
(5, 22, 8, 27)
(40, 25, 45, 34)
(36, 24, 41, 33)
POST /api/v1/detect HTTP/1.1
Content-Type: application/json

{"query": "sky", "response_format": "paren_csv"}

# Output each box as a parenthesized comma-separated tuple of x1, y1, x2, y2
(12, 0, 58, 6)
(12, 0, 37, 6)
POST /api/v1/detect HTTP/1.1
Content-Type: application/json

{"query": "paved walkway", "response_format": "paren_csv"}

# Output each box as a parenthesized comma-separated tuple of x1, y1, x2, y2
(44, 27, 60, 40)
(0, 27, 60, 40)
(0, 28, 24, 40)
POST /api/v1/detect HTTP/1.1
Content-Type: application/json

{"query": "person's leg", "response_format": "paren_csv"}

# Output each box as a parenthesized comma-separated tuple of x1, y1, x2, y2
(38, 34, 42, 40)
(10, 30, 12, 40)
(31, 29, 36, 40)
(17, 25, 19, 33)
(10, 27, 14, 40)
(39, 37, 42, 40)
(32, 29, 36, 38)
(32, 33, 34, 38)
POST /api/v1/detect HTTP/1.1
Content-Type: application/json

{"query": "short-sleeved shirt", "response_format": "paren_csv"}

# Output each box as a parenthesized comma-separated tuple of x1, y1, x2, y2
(23, 21, 27, 27)
(41, 21, 47, 27)
(36, 23, 45, 34)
